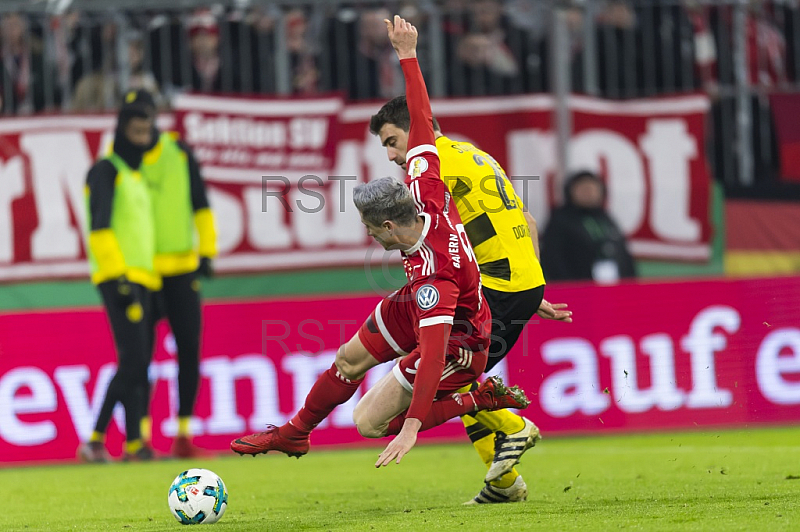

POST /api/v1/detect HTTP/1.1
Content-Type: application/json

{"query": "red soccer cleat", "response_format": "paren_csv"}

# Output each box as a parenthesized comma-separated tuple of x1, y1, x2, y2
(474, 376, 531, 411)
(230, 424, 309, 458)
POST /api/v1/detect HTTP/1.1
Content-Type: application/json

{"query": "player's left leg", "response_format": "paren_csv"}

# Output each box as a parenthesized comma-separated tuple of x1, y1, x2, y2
(462, 285, 544, 497)
(139, 288, 163, 447)
(376, 375, 531, 436)
(355, 346, 530, 438)
(231, 288, 420, 457)
(352, 370, 411, 438)
(161, 272, 203, 457)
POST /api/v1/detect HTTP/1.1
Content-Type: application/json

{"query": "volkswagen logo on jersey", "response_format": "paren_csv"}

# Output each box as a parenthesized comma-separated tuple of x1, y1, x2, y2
(408, 156, 429, 178)
(416, 284, 440, 310)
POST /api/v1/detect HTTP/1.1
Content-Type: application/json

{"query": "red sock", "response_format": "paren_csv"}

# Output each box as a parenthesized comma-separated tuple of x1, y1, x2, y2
(386, 392, 477, 435)
(280, 363, 363, 440)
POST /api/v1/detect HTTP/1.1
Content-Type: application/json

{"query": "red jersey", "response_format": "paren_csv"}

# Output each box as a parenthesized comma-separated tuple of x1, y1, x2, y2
(398, 57, 491, 422)
(401, 141, 490, 353)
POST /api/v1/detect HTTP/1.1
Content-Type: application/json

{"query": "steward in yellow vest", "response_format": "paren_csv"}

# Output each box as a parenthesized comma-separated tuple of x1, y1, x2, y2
(80, 89, 159, 463)
(139, 124, 217, 458)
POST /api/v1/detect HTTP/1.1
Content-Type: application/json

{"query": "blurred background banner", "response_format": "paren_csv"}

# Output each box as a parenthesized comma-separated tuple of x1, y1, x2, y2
(0, 92, 712, 283)
(0, 115, 114, 282)
(567, 94, 712, 260)
(768, 92, 800, 183)
(1, 276, 798, 464)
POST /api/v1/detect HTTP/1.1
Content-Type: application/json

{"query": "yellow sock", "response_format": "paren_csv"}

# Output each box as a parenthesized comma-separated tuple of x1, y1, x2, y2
(140, 417, 152, 443)
(474, 408, 525, 434)
(125, 439, 143, 455)
(463, 414, 521, 487)
(177, 416, 192, 437)
(89, 431, 105, 443)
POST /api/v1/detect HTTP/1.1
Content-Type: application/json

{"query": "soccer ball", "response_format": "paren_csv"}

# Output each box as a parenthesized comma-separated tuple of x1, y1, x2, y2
(168, 468, 228, 525)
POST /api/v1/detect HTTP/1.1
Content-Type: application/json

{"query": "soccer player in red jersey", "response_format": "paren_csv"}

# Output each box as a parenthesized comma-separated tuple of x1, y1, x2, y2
(231, 15, 530, 468)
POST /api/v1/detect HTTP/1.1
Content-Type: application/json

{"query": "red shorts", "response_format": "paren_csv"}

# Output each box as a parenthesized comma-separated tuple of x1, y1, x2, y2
(358, 290, 487, 397)
(358, 290, 416, 363)
(392, 342, 487, 398)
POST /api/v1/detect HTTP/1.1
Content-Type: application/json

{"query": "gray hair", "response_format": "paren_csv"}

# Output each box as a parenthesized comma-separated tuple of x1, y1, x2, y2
(353, 177, 417, 227)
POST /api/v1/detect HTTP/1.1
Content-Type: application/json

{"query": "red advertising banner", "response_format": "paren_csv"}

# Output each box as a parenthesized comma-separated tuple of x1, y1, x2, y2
(569, 96, 712, 260)
(0, 93, 711, 283)
(1, 276, 799, 464)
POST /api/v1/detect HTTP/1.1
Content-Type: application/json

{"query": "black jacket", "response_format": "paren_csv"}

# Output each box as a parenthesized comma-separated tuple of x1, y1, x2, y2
(541, 204, 636, 282)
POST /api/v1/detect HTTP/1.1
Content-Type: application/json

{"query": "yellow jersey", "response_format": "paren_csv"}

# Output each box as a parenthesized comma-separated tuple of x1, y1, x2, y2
(436, 135, 545, 292)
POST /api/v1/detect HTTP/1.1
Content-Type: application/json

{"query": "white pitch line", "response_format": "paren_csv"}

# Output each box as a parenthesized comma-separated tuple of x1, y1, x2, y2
(535, 446, 800, 455)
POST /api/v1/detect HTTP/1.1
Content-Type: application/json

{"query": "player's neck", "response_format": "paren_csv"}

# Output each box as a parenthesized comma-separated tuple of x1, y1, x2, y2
(399, 215, 430, 254)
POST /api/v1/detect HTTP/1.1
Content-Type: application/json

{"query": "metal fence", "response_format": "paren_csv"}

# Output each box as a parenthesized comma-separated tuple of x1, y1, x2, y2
(0, 0, 798, 192)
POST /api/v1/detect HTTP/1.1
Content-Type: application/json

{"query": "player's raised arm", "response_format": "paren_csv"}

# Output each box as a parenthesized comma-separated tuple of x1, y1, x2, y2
(385, 15, 435, 152)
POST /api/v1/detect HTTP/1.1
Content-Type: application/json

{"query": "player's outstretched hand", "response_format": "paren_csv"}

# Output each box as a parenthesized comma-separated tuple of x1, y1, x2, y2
(375, 420, 420, 467)
(384, 14, 417, 60)
(537, 298, 573, 322)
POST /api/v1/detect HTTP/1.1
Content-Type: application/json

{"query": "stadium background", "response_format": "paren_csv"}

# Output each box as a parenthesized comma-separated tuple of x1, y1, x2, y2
(1, 0, 799, 464)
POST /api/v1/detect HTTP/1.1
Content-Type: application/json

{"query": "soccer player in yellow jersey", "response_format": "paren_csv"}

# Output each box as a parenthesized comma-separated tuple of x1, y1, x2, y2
(370, 96, 572, 504)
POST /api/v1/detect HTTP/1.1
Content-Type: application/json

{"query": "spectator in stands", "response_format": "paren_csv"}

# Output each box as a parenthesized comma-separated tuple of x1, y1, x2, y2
(125, 32, 162, 106)
(445, 0, 541, 95)
(541, 170, 636, 284)
(286, 8, 319, 95)
(324, 6, 401, 100)
(575, 0, 643, 98)
(72, 29, 162, 112)
(228, 6, 276, 94)
(187, 9, 222, 93)
(0, 12, 60, 114)
(687, 0, 784, 186)
(228, 6, 318, 96)
(69, 20, 116, 112)
(51, 10, 80, 103)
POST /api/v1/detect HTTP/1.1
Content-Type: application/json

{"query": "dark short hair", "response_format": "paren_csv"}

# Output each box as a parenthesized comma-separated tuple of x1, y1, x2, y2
(564, 170, 606, 205)
(369, 96, 441, 136)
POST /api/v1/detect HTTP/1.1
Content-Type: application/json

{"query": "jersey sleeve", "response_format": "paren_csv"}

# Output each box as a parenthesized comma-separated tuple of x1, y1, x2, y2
(405, 276, 459, 422)
(412, 276, 458, 327)
(400, 58, 435, 153)
(400, 57, 445, 216)
(405, 322, 451, 422)
(86, 160, 117, 231)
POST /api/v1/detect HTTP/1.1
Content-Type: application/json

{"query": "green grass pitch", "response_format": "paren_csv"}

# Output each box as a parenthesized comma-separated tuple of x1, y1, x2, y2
(2, 426, 799, 531)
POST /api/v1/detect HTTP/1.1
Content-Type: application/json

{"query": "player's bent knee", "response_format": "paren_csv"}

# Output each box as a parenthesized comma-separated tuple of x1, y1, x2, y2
(354, 418, 385, 439)
(334, 346, 360, 380)
(334, 339, 375, 380)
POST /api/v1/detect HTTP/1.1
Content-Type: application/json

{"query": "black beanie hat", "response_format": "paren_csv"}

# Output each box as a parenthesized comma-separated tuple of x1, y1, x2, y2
(117, 89, 156, 127)
(113, 89, 156, 169)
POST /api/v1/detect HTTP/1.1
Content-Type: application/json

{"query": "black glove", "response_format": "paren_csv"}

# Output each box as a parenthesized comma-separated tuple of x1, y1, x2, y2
(197, 257, 214, 279)
(116, 277, 136, 306)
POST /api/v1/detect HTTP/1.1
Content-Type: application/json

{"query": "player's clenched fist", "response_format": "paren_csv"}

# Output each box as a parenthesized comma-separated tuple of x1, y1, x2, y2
(384, 14, 417, 60)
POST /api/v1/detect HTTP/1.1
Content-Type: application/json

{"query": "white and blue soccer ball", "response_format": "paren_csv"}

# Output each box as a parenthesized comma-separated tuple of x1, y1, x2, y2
(168, 468, 228, 525)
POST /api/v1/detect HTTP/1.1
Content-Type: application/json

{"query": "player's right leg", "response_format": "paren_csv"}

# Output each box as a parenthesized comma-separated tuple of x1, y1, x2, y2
(80, 281, 153, 463)
(161, 272, 205, 458)
(230, 296, 411, 457)
(461, 285, 544, 494)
